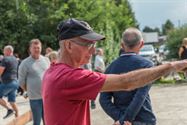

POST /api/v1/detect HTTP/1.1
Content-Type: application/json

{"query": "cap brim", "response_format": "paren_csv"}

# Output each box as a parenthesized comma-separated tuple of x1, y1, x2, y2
(80, 32, 105, 41)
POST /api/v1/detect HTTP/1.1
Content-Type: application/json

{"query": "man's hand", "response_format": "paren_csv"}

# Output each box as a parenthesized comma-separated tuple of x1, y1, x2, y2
(113, 121, 120, 125)
(124, 121, 132, 125)
(113, 120, 132, 125)
(170, 60, 187, 72)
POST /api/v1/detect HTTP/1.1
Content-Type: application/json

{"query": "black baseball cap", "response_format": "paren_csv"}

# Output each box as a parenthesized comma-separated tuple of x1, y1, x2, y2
(57, 18, 105, 41)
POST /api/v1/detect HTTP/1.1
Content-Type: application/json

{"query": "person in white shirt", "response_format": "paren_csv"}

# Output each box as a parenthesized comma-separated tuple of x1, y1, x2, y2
(92, 48, 106, 109)
(94, 48, 105, 73)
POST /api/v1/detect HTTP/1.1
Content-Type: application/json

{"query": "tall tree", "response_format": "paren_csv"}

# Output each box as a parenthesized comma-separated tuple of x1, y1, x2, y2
(162, 19, 174, 35)
(143, 26, 161, 35)
(143, 26, 155, 32)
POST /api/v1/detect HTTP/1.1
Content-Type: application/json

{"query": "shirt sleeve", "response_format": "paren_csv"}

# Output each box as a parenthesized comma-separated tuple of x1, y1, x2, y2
(119, 84, 152, 122)
(18, 61, 27, 87)
(99, 92, 123, 121)
(119, 60, 153, 123)
(63, 68, 106, 100)
(1, 58, 7, 67)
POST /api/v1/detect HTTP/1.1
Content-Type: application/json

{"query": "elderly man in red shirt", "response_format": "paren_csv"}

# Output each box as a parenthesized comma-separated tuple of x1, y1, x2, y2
(42, 18, 187, 125)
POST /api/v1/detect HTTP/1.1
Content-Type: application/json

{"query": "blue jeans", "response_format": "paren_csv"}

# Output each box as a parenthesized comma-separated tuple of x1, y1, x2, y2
(29, 99, 44, 125)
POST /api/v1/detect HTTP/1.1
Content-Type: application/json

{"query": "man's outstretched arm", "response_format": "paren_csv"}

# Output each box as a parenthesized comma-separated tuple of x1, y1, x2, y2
(101, 61, 187, 92)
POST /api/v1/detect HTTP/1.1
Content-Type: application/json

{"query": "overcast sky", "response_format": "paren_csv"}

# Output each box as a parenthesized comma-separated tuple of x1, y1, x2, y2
(129, 0, 187, 29)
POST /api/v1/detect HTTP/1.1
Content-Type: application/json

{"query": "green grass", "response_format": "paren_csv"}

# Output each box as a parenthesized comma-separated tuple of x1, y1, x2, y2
(154, 78, 176, 84)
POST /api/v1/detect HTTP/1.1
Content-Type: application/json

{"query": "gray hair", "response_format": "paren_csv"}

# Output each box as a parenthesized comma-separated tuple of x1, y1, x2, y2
(122, 27, 143, 48)
(4, 45, 14, 52)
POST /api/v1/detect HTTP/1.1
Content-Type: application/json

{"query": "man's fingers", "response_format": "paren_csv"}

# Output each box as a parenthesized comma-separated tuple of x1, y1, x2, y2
(113, 121, 120, 125)
(124, 121, 132, 125)
(171, 60, 187, 72)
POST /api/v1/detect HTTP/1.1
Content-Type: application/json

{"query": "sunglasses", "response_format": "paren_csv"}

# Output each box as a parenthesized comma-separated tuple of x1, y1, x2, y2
(69, 39, 96, 48)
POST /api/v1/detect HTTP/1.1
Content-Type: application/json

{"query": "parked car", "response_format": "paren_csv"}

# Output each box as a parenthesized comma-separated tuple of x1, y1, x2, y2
(159, 45, 169, 60)
(139, 44, 161, 65)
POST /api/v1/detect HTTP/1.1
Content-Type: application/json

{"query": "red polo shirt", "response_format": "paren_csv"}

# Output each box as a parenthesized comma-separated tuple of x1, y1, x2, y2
(42, 63, 106, 125)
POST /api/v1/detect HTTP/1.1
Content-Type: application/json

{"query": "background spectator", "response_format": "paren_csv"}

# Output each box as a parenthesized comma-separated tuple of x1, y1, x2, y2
(0, 45, 19, 119)
(18, 39, 50, 125)
(94, 48, 105, 73)
(100, 28, 156, 125)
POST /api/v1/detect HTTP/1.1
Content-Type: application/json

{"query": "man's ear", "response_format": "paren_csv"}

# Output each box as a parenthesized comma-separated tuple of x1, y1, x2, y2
(64, 40, 72, 53)
(121, 42, 125, 49)
(139, 41, 144, 49)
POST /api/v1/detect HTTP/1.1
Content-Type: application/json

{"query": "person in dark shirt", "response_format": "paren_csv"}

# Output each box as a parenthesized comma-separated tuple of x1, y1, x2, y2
(178, 38, 187, 78)
(100, 28, 156, 125)
(0, 45, 19, 119)
(178, 38, 187, 60)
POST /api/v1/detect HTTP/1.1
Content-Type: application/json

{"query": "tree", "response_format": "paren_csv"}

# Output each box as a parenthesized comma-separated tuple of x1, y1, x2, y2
(143, 26, 154, 32)
(0, 0, 138, 63)
(0, 0, 30, 54)
(0, 0, 63, 57)
(162, 19, 174, 35)
(142, 26, 161, 35)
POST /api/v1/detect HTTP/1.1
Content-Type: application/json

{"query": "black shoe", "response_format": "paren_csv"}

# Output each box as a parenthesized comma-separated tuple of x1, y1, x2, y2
(91, 100, 96, 109)
(3, 109, 14, 119)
